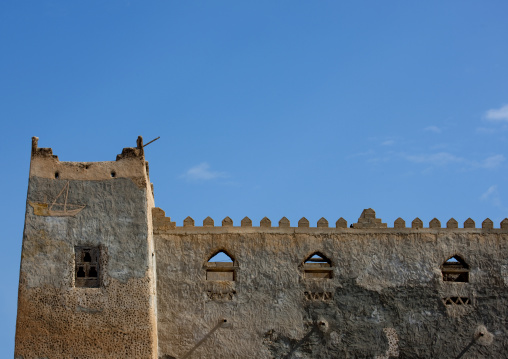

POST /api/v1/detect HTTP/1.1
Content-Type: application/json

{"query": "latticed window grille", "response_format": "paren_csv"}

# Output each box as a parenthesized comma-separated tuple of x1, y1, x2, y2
(75, 247, 100, 288)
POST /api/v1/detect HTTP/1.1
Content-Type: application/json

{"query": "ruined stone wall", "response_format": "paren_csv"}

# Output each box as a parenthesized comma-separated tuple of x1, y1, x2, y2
(15, 138, 508, 359)
(15, 138, 158, 359)
(154, 210, 508, 359)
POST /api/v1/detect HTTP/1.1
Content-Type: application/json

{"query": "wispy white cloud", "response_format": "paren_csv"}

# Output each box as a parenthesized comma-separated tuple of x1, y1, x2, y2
(402, 152, 464, 166)
(480, 185, 502, 208)
(347, 150, 375, 158)
(485, 104, 508, 122)
(481, 185, 497, 200)
(430, 143, 448, 150)
(478, 154, 505, 169)
(381, 140, 394, 146)
(475, 127, 497, 134)
(180, 163, 227, 181)
(424, 126, 442, 134)
(401, 152, 504, 169)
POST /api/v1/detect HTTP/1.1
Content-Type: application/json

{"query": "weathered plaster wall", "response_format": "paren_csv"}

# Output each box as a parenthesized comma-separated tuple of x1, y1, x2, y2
(15, 139, 157, 359)
(15, 137, 508, 359)
(154, 215, 508, 358)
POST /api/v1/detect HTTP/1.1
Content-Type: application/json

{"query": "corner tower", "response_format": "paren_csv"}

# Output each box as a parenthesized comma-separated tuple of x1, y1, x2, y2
(15, 137, 157, 358)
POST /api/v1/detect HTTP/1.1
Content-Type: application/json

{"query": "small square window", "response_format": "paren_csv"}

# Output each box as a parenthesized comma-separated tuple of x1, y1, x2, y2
(75, 247, 100, 288)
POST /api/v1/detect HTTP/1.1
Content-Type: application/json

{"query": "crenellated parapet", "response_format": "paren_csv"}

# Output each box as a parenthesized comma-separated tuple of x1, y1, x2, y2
(31, 136, 58, 159)
(31, 136, 145, 161)
(116, 136, 145, 160)
(152, 207, 508, 231)
(152, 208, 176, 230)
(28, 136, 151, 189)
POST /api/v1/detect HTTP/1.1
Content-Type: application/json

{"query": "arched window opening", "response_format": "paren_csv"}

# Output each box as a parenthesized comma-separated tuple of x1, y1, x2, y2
(206, 251, 235, 281)
(442, 255, 469, 282)
(303, 252, 333, 279)
(208, 251, 233, 263)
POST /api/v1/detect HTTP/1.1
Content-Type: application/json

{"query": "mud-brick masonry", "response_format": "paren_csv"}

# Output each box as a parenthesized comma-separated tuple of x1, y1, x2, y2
(15, 137, 508, 358)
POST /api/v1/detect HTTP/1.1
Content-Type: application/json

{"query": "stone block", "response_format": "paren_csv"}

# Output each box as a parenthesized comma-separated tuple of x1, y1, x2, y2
(446, 218, 458, 229)
(354, 208, 387, 228)
(317, 217, 328, 228)
(412, 218, 423, 229)
(336, 217, 347, 228)
(183, 216, 194, 227)
(360, 208, 376, 219)
(260, 217, 271, 227)
(464, 218, 475, 228)
(222, 217, 233, 227)
(298, 217, 310, 228)
(241, 216, 252, 227)
(203, 216, 214, 227)
(394, 218, 405, 229)
(482, 218, 493, 229)
(279, 217, 290, 228)
(429, 218, 441, 228)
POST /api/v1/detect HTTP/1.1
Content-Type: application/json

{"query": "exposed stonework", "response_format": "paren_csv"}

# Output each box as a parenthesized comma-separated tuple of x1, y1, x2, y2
(353, 208, 387, 228)
(15, 137, 508, 358)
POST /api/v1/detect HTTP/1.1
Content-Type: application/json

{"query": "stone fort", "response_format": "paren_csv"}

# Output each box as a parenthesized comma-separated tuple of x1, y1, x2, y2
(15, 137, 508, 358)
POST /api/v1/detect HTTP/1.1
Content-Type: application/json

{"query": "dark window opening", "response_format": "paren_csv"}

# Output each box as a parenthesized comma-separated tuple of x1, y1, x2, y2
(206, 251, 235, 281)
(75, 247, 100, 288)
(303, 252, 333, 279)
(442, 255, 469, 282)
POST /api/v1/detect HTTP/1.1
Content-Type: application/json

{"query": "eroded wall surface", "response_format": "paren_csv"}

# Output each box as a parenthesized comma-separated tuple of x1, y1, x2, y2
(15, 139, 157, 359)
(15, 138, 508, 359)
(154, 214, 508, 359)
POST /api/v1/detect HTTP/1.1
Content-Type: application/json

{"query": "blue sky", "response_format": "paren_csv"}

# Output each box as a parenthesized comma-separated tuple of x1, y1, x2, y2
(1, 1, 508, 354)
